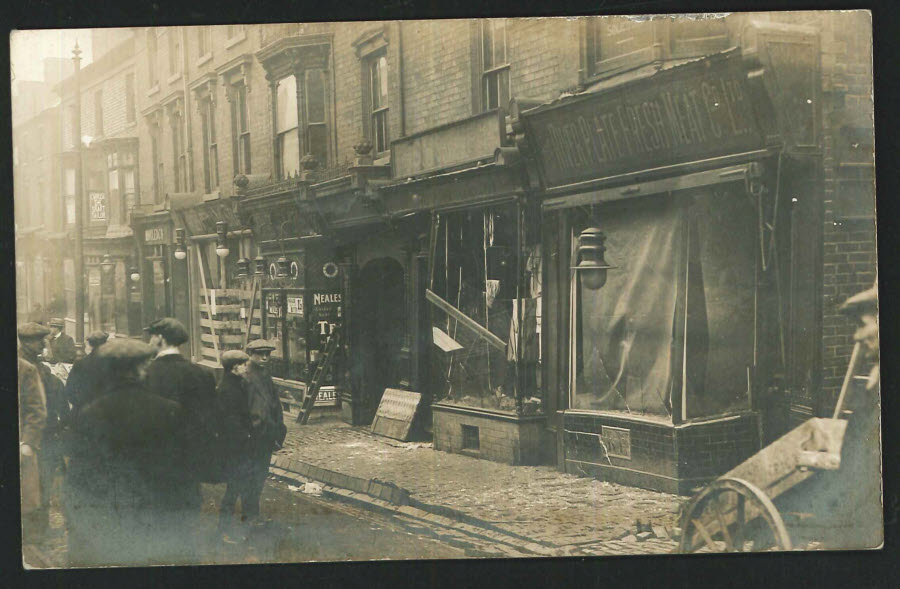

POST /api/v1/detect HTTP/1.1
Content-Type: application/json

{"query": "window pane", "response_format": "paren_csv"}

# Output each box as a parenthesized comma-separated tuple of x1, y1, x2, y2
(493, 20, 506, 66)
(241, 134, 251, 174)
(210, 145, 218, 187)
(482, 21, 493, 69)
(280, 131, 300, 178)
(124, 169, 135, 192)
(307, 123, 328, 166)
(306, 69, 326, 124)
(285, 292, 307, 381)
(683, 191, 755, 418)
(276, 76, 298, 133)
(65, 168, 76, 196)
(239, 86, 249, 133)
(372, 110, 387, 154)
(574, 199, 684, 417)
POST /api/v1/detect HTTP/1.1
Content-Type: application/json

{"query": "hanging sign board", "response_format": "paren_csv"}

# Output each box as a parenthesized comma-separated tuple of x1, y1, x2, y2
(520, 51, 767, 190)
(371, 388, 422, 441)
(89, 192, 107, 221)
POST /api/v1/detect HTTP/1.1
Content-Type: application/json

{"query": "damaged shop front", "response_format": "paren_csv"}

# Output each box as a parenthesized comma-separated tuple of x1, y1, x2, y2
(517, 27, 823, 493)
(378, 109, 551, 465)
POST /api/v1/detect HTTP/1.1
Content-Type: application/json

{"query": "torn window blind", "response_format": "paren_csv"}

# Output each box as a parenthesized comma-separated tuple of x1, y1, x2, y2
(574, 199, 684, 416)
(683, 189, 755, 418)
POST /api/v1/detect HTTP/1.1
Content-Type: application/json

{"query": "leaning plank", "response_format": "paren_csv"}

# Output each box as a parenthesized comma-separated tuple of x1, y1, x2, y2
(425, 289, 506, 351)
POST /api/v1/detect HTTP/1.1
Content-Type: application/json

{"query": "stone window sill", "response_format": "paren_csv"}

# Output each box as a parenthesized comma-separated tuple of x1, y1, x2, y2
(167, 72, 182, 85)
(195, 53, 213, 68)
(146, 83, 161, 97)
(224, 33, 246, 50)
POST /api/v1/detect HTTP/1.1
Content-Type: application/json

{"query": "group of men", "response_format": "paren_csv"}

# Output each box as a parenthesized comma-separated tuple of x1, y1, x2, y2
(17, 315, 287, 565)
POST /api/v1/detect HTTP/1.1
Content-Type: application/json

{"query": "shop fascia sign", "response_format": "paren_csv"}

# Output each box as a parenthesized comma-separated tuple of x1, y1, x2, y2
(143, 225, 169, 244)
(521, 52, 768, 191)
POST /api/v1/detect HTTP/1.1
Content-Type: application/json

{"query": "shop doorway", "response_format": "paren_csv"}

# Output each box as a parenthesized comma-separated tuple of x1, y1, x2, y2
(356, 257, 406, 424)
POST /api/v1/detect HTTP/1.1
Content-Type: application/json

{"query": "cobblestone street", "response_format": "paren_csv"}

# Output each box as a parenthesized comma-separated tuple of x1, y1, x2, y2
(273, 412, 684, 556)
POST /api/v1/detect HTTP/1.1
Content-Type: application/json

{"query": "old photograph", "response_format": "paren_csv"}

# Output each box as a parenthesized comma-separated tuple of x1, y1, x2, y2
(10, 11, 880, 569)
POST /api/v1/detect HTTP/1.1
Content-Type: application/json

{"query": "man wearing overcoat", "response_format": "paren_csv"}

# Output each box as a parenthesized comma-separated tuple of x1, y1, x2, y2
(47, 318, 77, 364)
(18, 355, 47, 545)
(18, 322, 68, 538)
(64, 330, 109, 414)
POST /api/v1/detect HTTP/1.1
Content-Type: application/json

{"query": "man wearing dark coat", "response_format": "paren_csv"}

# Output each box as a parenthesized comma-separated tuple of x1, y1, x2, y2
(64, 330, 109, 414)
(18, 322, 69, 539)
(216, 350, 252, 541)
(242, 339, 287, 525)
(64, 339, 186, 566)
(143, 318, 218, 550)
(18, 355, 47, 546)
(47, 318, 77, 364)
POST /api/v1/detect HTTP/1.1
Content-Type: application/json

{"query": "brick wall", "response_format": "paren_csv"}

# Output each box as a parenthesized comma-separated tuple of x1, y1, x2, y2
(818, 12, 876, 410)
(433, 405, 549, 465)
(507, 18, 580, 103)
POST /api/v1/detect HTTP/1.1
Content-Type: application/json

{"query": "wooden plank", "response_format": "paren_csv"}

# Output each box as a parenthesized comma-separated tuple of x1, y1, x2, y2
(201, 333, 244, 345)
(196, 246, 220, 361)
(425, 289, 506, 351)
(199, 317, 246, 330)
(200, 303, 243, 314)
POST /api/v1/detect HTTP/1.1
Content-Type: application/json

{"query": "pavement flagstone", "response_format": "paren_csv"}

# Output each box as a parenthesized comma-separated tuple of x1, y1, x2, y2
(273, 412, 685, 555)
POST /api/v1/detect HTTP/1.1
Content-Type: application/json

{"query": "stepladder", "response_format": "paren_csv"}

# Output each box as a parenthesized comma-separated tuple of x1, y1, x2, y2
(297, 327, 341, 425)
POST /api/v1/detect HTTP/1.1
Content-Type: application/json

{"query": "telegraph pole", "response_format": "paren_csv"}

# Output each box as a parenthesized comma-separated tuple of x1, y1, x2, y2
(72, 42, 85, 353)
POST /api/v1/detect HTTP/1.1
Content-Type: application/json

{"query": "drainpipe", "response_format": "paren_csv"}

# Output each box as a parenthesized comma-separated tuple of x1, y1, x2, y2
(397, 20, 406, 137)
(181, 27, 195, 192)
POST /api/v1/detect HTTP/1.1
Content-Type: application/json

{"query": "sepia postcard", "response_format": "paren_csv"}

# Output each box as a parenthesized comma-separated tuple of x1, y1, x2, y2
(10, 11, 880, 569)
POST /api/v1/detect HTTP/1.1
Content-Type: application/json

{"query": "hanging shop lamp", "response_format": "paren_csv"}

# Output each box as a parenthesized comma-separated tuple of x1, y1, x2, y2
(215, 221, 230, 258)
(174, 228, 187, 260)
(236, 256, 250, 278)
(276, 255, 290, 278)
(100, 254, 115, 274)
(253, 255, 266, 276)
(574, 227, 616, 290)
(129, 265, 141, 282)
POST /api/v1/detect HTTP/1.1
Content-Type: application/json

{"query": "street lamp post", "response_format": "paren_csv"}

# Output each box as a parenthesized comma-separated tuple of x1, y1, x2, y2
(72, 42, 86, 354)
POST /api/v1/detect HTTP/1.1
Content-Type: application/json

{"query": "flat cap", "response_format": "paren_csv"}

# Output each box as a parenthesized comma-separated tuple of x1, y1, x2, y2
(145, 317, 189, 346)
(49, 318, 65, 327)
(222, 350, 250, 369)
(87, 330, 110, 346)
(18, 322, 51, 340)
(97, 338, 157, 362)
(246, 339, 276, 353)
(839, 285, 878, 316)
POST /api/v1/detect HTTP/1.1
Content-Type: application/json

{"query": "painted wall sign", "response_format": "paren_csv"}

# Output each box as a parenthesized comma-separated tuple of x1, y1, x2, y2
(522, 53, 766, 189)
(144, 226, 169, 244)
(308, 290, 342, 356)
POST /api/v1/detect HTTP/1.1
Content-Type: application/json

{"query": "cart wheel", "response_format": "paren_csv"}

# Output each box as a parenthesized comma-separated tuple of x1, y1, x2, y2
(677, 477, 792, 553)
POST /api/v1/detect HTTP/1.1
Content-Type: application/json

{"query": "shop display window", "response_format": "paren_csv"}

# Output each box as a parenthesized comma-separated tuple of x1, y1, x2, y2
(428, 204, 541, 413)
(262, 288, 308, 382)
(571, 190, 753, 420)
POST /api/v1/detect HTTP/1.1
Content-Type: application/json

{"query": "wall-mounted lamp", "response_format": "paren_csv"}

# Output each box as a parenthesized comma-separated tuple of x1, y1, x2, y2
(253, 255, 266, 276)
(215, 221, 230, 258)
(174, 228, 187, 260)
(276, 255, 290, 278)
(129, 266, 141, 283)
(100, 254, 115, 274)
(573, 227, 616, 290)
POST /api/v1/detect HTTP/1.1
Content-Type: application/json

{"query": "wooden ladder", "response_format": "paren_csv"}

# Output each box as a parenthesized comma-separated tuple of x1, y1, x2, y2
(297, 327, 341, 425)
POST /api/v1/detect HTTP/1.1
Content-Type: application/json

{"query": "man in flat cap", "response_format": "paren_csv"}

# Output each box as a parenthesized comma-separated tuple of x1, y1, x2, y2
(18, 355, 47, 546)
(828, 283, 882, 549)
(47, 318, 77, 365)
(64, 338, 185, 566)
(64, 330, 109, 415)
(18, 322, 69, 540)
(241, 340, 287, 526)
(143, 317, 217, 553)
(216, 350, 253, 541)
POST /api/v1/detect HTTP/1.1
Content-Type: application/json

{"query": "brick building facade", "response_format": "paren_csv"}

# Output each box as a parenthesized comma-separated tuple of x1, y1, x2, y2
(14, 13, 876, 492)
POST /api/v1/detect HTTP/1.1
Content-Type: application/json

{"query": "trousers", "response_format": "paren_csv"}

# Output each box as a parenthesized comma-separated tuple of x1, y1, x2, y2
(219, 443, 273, 524)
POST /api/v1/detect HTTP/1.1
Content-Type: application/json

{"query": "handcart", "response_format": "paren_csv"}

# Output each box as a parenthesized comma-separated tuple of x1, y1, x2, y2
(676, 342, 869, 553)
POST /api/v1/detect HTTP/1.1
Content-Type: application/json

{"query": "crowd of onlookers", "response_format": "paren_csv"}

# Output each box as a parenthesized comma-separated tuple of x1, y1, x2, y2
(17, 315, 286, 566)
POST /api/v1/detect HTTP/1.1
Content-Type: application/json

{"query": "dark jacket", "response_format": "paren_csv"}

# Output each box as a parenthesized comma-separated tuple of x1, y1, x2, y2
(216, 371, 253, 478)
(66, 377, 185, 511)
(245, 364, 287, 450)
(19, 349, 68, 439)
(18, 358, 47, 449)
(49, 333, 78, 364)
(144, 353, 220, 483)
(64, 350, 107, 413)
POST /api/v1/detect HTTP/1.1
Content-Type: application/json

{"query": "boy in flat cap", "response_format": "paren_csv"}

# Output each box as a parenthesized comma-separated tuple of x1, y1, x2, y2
(64, 330, 109, 415)
(18, 322, 68, 539)
(242, 340, 287, 526)
(47, 318, 77, 364)
(216, 350, 253, 541)
(143, 318, 217, 551)
(64, 339, 185, 566)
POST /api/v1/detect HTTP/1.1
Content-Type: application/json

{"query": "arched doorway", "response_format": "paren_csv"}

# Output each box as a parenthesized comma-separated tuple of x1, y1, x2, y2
(355, 257, 406, 424)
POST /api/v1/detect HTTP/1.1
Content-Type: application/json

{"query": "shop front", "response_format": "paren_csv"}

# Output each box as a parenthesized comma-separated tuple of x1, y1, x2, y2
(376, 109, 551, 464)
(517, 29, 823, 493)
